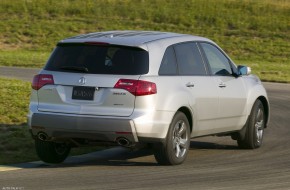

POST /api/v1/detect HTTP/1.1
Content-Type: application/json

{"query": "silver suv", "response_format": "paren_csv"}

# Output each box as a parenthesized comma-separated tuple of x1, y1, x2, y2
(28, 31, 270, 165)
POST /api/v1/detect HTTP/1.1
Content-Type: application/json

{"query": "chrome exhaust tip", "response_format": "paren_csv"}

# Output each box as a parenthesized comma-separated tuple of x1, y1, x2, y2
(38, 132, 48, 141)
(116, 137, 131, 147)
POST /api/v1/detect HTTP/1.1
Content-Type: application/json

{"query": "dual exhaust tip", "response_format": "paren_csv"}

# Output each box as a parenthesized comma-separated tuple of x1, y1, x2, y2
(38, 132, 132, 148)
(116, 137, 132, 148)
(37, 132, 48, 141)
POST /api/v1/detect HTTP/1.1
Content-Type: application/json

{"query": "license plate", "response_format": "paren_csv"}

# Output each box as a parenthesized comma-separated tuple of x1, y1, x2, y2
(72, 86, 95, 100)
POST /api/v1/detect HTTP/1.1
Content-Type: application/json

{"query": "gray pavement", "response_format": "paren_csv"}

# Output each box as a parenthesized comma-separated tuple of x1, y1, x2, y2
(0, 66, 40, 82)
(0, 67, 290, 190)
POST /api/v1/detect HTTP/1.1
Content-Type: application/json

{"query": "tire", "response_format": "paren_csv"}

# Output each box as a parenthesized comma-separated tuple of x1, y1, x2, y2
(35, 139, 71, 164)
(237, 99, 265, 149)
(154, 111, 191, 165)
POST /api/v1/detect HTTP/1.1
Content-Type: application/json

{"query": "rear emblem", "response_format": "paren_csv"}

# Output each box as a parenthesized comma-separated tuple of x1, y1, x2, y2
(78, 77, 86, 85)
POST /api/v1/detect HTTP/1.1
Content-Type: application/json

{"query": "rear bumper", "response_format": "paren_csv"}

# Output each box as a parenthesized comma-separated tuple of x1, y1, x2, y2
(28, 108, 174, 144)
(29, 113, 138, 143)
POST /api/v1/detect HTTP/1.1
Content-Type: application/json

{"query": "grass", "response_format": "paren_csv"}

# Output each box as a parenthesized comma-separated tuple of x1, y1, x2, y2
(0, 50, 49, 68)
(0, 78, 31, 125)
(0, 0, 289, 81)
(0, 77, 105, 165)
(0, 77, 35, 164)
(0, 125, 35, 165)
(236, 60, 290, 83)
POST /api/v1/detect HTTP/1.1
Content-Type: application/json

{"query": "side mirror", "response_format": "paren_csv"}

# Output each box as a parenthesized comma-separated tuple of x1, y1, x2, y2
(237, 65, 251, 75)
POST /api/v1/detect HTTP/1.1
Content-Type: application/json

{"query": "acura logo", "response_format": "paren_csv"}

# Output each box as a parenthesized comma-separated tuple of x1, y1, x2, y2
(78, 77, 86, 85)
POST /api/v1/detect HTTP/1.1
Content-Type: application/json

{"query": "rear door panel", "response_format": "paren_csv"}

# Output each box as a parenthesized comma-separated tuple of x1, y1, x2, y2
(181, 76, 219, 134)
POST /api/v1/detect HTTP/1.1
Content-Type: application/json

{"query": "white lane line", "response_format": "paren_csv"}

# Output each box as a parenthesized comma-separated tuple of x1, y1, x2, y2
(0, 166, 22, 172)
(0, 161, 46, 172)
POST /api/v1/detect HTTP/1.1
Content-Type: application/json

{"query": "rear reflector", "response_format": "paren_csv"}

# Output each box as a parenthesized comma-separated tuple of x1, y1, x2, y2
(32, 74, 54, 90)
(115, 132, 133, 134)
(114, 79, 157, 96)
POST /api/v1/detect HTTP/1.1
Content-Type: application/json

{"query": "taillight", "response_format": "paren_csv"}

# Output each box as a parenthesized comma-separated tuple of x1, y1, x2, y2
(32, 74, 54, 90)
(114, 79, 157, 96)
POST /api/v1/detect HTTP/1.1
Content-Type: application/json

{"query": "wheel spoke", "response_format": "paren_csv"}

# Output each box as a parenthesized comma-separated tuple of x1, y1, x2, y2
(172, 137, 177, 147)
(255, 121, 263, 130)
(258, 130, 263, 139)
(54, 143, 68, 155)
(178, 122, 186, 136)
(179, 138, 187, 148)
(255, 120, 264, 143)
(175, 144, 181, 157)
(256, 108, 264, 122)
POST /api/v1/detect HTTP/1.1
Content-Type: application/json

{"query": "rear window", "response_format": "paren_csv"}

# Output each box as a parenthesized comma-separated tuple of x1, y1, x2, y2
(44, 43, 149, 75)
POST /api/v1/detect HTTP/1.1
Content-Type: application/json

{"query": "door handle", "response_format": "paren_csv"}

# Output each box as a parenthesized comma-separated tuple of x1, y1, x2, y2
(186, 82, 195, 87)
(219, 83, 226, 88)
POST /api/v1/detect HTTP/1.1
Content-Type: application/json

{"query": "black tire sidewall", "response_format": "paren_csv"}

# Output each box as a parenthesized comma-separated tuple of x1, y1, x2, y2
(165, 112, 191, 165)
(35, 140, 71, 164)
(250, 100, 264, 148)
(239, 99, 265, 149)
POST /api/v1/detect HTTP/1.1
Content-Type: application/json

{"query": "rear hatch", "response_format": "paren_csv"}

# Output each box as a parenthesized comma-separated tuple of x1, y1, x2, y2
(34, 43, 149, 117)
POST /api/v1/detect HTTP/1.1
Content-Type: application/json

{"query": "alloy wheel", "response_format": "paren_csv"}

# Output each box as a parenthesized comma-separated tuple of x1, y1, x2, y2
(172, 120, 188, 158)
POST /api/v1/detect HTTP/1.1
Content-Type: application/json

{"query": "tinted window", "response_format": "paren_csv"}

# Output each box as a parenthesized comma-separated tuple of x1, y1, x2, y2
(159, 46, 178, 75)
(200, 43, 232, 76)
(45, 43, 149, 75)
(174, 42, 207, 75)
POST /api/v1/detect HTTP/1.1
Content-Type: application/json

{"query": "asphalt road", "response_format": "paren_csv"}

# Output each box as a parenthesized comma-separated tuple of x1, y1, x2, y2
(0, 66, 39, 82)
(0, 67, 290, 190)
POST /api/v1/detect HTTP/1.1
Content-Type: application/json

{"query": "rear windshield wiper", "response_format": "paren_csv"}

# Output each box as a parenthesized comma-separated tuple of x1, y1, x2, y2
(60, 66, 89, 73)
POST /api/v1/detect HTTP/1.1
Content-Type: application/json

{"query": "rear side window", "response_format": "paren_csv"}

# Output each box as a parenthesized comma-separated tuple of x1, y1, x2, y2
(174, 42, 207, 75)
(158, 46, 178, 75)
(45, 43, 149, 75)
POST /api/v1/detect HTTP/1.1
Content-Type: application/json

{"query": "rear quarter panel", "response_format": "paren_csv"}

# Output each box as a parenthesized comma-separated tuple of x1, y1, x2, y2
(135, 75, 193, 138)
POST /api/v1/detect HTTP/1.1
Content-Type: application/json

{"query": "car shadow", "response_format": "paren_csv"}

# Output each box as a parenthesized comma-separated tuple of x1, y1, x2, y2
(27, 140, 238, 168)
(36, 147, 158, 168)
(190, 140, 238, 150)
(3, 139, 239, 169)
